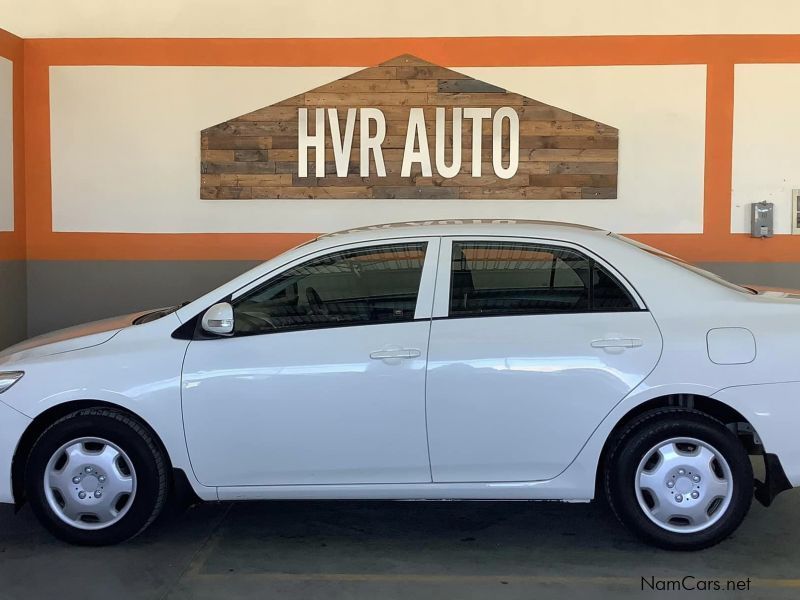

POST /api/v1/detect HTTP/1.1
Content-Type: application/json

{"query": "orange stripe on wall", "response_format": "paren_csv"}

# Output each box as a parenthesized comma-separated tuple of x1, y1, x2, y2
(22, 40, 50, 262)
(0, 28, 25, 261)
(30, 232, 316, 261)
(703, 62, 735, 239)
(17, 35, 800, 262)
(630, 234, 798, 264)
(24, 232, 792, 263)
(28, 35, 800, 67)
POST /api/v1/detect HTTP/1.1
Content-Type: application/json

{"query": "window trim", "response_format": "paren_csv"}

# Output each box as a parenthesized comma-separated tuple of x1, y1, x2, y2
(431, 236, 647, 320)
(188, 237, 439, 340)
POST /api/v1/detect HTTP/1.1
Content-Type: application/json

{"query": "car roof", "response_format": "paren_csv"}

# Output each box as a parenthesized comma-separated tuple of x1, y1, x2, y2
(316, 219, 609, 244)
(176, 219, 613, 323)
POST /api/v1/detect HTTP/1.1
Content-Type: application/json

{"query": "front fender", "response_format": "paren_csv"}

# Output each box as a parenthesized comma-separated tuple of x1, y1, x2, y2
(0, 319, 216, 502)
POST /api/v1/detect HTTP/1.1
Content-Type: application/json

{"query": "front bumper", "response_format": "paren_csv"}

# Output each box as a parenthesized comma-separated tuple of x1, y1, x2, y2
(0, 400, 32, 503)
(713, 381, 800, 488)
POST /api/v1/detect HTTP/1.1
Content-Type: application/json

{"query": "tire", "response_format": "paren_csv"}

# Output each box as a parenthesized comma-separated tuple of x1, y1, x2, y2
(25, 408, 168, 546)
(604, 408, 753, 551)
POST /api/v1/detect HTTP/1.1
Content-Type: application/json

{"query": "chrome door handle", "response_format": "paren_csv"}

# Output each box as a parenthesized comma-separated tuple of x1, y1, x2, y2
(591, 338, 643, 350)
(369, 348, 422, 360)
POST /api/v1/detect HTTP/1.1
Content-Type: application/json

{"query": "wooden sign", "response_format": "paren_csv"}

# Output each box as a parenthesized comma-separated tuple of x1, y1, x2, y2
(201, 55, 618, 200)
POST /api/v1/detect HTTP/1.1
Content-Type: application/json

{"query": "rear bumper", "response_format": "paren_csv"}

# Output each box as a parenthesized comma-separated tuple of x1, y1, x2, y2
(713, 382, 800, 487)
(0, 400, 31, 503)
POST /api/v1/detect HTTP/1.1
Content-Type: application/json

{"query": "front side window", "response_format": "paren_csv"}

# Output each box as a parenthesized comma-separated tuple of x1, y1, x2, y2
(449, 241, 636, 317)
(233, 242, 427, 335)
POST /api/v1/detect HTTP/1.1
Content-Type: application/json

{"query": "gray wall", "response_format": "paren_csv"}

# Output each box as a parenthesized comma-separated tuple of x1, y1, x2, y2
(0, 261, 27, 350)
(26, 260, 259, 336)
(697, 262, 800, 290)
(14, 260, 800, 339)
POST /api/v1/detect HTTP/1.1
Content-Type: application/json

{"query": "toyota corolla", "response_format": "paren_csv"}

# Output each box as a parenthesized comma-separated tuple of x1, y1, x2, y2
(0, 220, 797, 549)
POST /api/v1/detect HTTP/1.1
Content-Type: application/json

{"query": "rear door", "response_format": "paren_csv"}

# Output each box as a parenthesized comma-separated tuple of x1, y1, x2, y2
(425, 237, 662, 483)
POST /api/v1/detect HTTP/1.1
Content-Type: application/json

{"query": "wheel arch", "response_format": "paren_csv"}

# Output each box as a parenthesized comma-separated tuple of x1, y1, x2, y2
(594, 393, 759, 501)
(11, 399, 173, 508)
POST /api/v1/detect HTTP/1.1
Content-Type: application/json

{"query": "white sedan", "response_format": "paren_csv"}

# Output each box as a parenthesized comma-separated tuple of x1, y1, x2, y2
(0, 220, 797, 549)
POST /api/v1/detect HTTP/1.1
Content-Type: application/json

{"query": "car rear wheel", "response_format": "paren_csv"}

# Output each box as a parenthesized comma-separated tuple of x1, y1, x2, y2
(605, 408, 753, 550)
(25, 408, 168, 545)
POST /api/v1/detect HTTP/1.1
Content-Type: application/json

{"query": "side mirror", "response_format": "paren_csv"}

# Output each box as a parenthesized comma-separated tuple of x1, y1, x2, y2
(201, 302, 234, 336)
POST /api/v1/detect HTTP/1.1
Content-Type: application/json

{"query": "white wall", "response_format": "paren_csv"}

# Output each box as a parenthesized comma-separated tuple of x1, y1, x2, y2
(49, 64, 706, 234)
(732, 64, 800, 234)
(0, 57, 12, 233)
(3, 0, 800, 38)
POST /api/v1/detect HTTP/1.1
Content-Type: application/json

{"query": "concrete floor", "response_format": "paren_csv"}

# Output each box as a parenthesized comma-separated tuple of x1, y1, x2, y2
(1, 489, 800, 599)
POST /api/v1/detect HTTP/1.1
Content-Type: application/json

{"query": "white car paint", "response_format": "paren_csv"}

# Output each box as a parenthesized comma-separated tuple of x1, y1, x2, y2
(0, 311, 149, 363)
(426, 310, 663, 482)
(1, 220, 800, 506)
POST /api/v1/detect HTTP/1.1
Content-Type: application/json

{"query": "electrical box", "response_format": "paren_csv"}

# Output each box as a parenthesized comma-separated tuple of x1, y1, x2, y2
(792, 190, 800, 234)
(750, 202, 774, 238)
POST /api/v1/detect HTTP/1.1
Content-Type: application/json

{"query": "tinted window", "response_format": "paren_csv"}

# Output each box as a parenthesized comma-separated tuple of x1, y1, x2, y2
(233, 242, 427, 335)
(449, 241, 636, 317)
(592, 263, 637, 310)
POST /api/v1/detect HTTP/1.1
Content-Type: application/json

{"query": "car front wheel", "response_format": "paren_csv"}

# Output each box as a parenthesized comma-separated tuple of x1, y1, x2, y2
(605, 408, 753, 550)
(25, 407, 168, 546)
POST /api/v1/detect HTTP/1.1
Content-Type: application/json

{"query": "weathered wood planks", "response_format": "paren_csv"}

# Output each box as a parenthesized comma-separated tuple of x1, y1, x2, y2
(200, 54, 618, 200)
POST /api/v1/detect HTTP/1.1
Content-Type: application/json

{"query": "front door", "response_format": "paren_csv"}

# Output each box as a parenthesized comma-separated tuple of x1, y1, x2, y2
(181, 239, 437, 487)
(426, 238, 663, 482)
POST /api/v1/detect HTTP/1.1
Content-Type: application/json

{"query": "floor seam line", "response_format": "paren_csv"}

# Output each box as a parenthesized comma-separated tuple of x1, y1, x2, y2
(158, 503, 233, 600)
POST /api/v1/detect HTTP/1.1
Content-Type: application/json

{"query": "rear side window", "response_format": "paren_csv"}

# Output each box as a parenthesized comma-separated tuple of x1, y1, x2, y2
(233, 242, 427, 335)
(449, 241, 637, 317)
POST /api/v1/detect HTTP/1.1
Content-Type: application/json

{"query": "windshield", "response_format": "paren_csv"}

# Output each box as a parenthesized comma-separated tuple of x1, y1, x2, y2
(609, 233, 756, 295)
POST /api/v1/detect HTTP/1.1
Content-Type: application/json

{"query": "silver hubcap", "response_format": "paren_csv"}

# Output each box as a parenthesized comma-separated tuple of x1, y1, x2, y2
(635, 437, 733, 534)
(44, 437, 137, 530)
